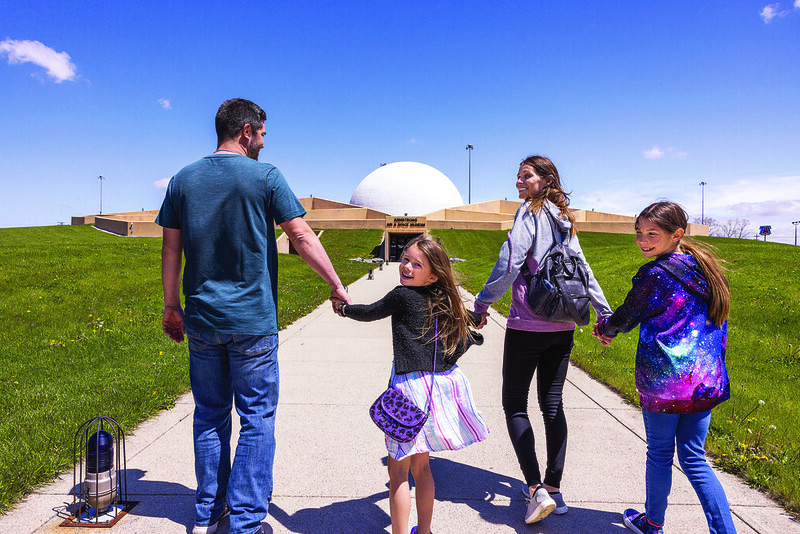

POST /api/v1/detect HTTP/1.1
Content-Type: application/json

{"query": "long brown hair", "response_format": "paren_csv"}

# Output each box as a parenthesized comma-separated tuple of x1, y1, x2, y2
(635, 202, 730, 326)
(403, 236, 473, 358)
(521, 155, 576, 237)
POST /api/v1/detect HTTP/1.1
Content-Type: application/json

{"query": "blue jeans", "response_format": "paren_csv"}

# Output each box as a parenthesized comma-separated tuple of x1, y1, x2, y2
(642, 409, 736, 533)
(187, 330, 280, 534)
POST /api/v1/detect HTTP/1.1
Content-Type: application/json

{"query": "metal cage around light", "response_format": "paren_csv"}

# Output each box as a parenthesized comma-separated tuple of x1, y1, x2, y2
(61, 416, 137, 528)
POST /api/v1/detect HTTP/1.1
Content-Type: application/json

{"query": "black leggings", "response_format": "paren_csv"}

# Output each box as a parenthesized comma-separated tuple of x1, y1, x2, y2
(502, 328, 574, 489)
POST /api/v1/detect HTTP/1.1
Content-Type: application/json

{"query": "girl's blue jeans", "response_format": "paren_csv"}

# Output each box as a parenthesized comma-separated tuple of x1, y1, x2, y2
(187, 330, 280, 534)
(642, 409, 736, 533)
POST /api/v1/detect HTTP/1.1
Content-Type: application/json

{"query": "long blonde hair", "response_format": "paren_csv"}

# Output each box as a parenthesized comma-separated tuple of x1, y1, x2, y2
(521, 155, 576, 237)
(636, 202, 730, 326)
(403, 236, 473, 359)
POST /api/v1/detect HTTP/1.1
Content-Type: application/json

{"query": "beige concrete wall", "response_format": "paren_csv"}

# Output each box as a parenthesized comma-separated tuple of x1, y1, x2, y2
(574, 210, 634, 223)
(451, 199, 521, 215)
(70, 201, 708, 239)
(72, 211, 153, 226)
(304, 208, 385, 221)
(575, 220, 709, 236)
(428, 220, 513, 231)
(95, 217, 162, 237)
(442, 209, 513, 222)
(307, 220, 386, 230)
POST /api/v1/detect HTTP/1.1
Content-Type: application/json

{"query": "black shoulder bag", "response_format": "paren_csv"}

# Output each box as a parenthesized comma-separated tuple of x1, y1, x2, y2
(521, 211, 592, 326)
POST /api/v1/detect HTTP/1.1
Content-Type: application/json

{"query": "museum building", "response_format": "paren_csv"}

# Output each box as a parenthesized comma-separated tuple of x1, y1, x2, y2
(72, 161, 707, 260)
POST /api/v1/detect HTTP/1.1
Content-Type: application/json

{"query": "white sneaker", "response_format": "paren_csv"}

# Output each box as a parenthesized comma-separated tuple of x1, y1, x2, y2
(192, 506, 230, 534)
(522, 486, 568, 515)
(525, 486, 556, 524)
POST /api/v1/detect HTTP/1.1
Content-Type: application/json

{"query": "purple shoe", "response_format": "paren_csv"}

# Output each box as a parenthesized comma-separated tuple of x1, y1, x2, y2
(623, 508, 664, 534)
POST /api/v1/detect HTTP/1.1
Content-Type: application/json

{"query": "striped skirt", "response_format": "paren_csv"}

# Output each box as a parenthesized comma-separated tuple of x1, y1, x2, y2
(386, 365, 490, 461)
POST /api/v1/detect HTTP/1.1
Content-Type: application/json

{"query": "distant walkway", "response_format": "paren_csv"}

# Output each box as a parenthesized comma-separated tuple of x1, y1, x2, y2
(1, 265, 796, 533)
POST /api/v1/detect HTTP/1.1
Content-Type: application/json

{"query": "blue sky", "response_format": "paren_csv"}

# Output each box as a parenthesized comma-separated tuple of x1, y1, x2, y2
(2, 1, 799, 243)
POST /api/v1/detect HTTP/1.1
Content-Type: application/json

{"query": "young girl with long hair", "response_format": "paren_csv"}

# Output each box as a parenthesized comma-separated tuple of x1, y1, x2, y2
(474, 155, 612, 524)
(596, 201, 736, 534)
(333, 236, 489, 534)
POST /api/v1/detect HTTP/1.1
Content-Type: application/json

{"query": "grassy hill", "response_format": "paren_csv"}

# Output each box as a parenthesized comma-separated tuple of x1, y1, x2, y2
(0, 225, 378, 514)
(0, 225, 798, 516)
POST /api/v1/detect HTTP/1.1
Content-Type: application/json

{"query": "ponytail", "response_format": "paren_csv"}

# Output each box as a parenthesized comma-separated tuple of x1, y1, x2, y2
(680, 239, 730, 327)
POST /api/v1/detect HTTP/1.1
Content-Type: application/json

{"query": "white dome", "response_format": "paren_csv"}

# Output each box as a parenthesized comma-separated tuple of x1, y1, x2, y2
(350, 162, 464, 216)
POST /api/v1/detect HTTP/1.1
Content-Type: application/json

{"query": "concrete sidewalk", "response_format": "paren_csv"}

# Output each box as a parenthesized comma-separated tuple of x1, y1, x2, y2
(2, 265, 796, 533)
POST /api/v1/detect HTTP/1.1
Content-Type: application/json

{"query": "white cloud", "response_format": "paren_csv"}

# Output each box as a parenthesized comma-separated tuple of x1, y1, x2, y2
(760, 3, 787, 22)
(666, 147, 688, 159)
(705, 175, 800, 216)
(795, 0, 800, 8)
(577, 173, 800, 219)
(153, 178, 171, 189)
(407, 137, 420, 144)
(0, 39, 77, 82)
(642, 145, 687, 160)
(643, 146, 665, 159)
(158, 98, 171, 110)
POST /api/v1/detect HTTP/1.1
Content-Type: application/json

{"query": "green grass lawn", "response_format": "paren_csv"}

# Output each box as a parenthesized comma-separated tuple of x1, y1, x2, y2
(433, 228, 800, 515)
(0, 225, 378, 514)
(1, 225, 798, 516)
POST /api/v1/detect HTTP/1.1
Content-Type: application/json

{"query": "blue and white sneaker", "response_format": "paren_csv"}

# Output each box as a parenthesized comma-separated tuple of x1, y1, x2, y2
(623, 508, 664, 534)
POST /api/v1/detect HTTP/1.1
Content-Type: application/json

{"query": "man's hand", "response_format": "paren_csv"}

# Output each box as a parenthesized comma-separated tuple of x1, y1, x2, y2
(330, 285, 351, 305)
(162, 305, 185, 343)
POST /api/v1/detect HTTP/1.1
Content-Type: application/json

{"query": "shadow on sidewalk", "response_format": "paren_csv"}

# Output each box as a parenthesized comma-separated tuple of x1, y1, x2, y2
(62, 468, 196, 531)
(268, 491, 390, 533)
(430, 456, 626, 533)
(266, 456, 625, 533)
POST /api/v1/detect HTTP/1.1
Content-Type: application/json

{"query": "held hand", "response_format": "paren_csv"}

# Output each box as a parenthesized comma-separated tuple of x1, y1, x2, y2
(591, 317, 614, 346)
(330, 285, 351, 305)
(475, 312, 489, 329)
(330, 297, 345, 316)
(162, 305, 185, 343)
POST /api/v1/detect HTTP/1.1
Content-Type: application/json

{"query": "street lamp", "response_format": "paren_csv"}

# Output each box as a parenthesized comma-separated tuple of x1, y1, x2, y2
(98, 175, 106, 215)
(793, 221, 800, 246)
(699, 181, 707, 225)
(466, 144, 474, 204)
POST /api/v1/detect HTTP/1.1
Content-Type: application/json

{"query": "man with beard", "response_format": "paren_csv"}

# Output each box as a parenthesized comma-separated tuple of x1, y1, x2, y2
(156, 98, 350, 534)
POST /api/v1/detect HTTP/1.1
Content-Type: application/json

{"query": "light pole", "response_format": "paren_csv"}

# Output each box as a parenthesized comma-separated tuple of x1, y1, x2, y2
(699, 181, 707, 225)
(793, 221, 800, 246)
(98, 175, 106, 214)
(466, 144, 474, 204)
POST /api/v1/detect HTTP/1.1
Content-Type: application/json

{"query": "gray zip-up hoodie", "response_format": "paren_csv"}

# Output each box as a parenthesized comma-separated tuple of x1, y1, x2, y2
(474, 200, 612, 332)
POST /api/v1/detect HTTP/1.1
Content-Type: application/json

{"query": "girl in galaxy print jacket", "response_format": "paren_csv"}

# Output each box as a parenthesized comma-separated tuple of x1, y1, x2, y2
(596, 204, 731, 414)
(594, 201, 735, 534)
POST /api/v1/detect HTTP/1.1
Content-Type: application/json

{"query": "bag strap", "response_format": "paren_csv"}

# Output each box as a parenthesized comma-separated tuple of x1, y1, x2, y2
(422, 316, 438, 413)
(388, 316, 437, 414)
(521, 208, 567, 282)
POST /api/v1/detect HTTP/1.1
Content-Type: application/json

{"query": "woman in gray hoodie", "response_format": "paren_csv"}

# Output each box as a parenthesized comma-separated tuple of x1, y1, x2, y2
(473, 155, 612, 524)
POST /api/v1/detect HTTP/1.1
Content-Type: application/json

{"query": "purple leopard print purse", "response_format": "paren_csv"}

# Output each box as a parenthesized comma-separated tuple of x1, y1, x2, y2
(369, 318, 437, 443)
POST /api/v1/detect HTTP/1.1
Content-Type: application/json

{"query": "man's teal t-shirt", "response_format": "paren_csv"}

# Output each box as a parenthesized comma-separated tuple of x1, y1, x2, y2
(156, 154, 306, 335)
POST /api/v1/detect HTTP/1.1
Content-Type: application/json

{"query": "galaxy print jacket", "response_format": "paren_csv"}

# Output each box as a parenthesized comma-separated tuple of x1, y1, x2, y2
(601, 253, 730, 414)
